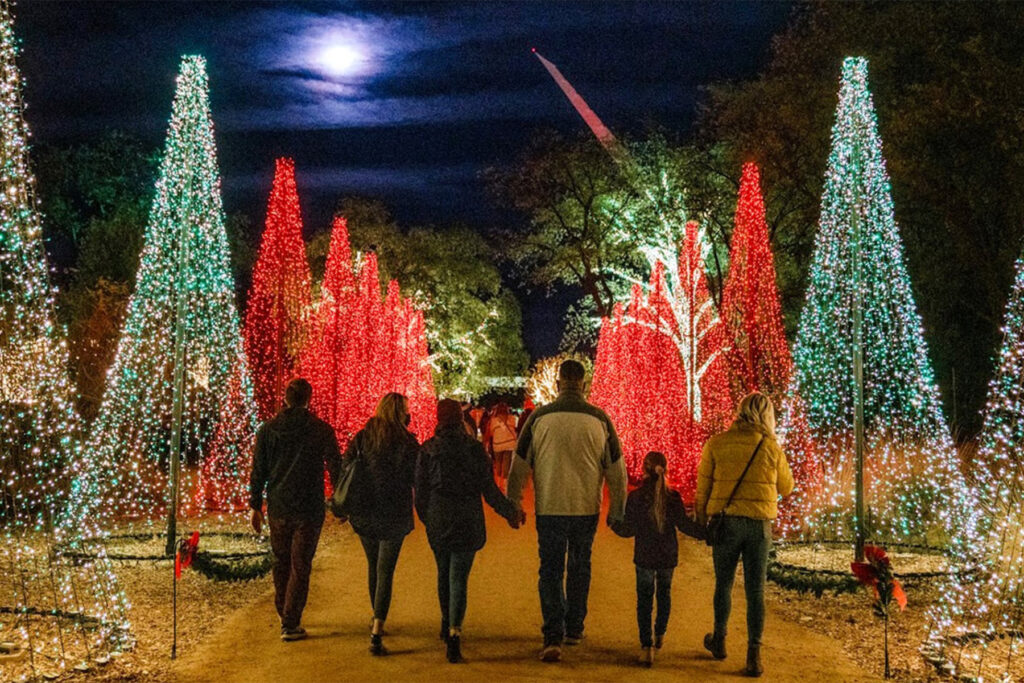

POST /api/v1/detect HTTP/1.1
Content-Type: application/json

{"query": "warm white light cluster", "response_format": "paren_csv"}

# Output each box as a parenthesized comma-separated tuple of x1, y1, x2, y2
(0, 2, 131, 678)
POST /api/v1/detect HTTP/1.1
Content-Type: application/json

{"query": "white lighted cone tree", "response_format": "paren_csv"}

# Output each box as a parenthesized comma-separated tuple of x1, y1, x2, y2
(922, 245, 1024, 681)
(0, 1, 131, 678)
(792, 57, 972, 546)
(69, 55, 257, 526)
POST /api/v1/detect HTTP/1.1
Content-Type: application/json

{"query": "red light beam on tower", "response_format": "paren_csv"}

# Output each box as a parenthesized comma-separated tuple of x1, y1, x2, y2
(532, 49, 624, 158)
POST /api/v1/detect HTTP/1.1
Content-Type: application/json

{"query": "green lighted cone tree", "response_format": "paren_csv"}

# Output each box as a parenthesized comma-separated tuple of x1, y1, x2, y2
(0, 1, 131, 678)
(792, 57, 971, 546)
(922, 247, 1024, 681)
(69, 55, 257, 524)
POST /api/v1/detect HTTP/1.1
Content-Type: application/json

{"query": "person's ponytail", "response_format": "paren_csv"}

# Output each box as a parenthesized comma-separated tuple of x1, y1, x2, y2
(643, 452, 669, 534)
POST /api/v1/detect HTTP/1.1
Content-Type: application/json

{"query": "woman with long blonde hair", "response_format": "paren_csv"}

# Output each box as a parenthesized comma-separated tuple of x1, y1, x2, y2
(694, 392, 793, 678)
(343, 392, 420, 656)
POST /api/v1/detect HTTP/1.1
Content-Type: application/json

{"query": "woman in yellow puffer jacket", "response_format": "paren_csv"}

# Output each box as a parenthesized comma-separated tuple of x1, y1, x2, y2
(695, 392, 793, 678)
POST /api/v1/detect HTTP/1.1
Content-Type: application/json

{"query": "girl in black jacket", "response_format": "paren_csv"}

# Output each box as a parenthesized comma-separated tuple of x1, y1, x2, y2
(612, 451, 687, 668)
(415, 399, 523, 663)
(344, 392, 420, 656)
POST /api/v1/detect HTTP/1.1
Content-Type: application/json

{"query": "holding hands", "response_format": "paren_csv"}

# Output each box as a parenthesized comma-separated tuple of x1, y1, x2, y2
(508, 507, 527, 529)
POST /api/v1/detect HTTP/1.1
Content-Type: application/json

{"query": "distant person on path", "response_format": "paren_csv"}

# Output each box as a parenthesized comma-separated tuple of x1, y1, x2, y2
(343, 392, 420, 656)
(517, 397, 535, 436)
(415, 399, 525, 663)
(507, 359, 627, 663)
(249, 378, 341, 642)
(696, 392, 794, 678)
(483, 402, 517, 481)
(611, 451, 687, 668)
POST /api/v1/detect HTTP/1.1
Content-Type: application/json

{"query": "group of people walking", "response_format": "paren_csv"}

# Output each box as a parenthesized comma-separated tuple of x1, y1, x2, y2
(248, 361, 793, 676)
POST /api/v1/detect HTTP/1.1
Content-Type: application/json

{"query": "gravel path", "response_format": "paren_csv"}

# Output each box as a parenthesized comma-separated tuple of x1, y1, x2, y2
(171, 504, 877, 682)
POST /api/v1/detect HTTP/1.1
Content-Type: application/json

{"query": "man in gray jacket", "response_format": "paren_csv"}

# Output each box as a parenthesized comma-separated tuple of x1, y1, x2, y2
(507, 360, 627, 663)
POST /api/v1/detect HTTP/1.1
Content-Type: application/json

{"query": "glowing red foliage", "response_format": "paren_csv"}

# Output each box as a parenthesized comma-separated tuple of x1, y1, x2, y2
(243, 158, 312, 420)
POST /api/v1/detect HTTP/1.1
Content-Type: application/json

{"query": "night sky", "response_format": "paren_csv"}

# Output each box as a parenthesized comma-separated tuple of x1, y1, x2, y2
(17, 1, 792, 356)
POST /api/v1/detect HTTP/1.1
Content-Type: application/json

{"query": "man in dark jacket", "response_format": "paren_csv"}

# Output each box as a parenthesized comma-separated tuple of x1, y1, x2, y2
(249, 378, 341, 641)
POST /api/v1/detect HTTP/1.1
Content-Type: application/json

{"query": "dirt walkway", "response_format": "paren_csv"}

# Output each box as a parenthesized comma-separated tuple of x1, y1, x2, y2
(173, 506, 876, 682)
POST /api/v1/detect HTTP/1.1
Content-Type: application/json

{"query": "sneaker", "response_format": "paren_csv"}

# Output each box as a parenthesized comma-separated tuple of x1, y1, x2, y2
(280, 627, 307, 642)
(654, 634, 665, 649)
(369, 633, 388, 656)
(638, 646, 655, 667)
(564, 633, 584, 646)
(539, 644, 562, 662)
(446, 634, 463, 663)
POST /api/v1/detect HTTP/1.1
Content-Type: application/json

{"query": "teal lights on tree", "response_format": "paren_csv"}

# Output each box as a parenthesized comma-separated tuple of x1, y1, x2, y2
(0, 0, 131, 676)
(923, 247, 1024, 680)
(69, 55, 257, 524)
(792, 57, 970, 545)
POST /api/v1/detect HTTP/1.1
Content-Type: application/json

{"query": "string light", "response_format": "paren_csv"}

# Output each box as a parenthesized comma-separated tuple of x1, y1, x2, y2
(302, 217, 436, 458)
(0, 0, 131, 676)
(67, 55, 258, 523)
(791, 57, 972, 544)
(591, 222, 731, 497)
(719, 162, 822, 532)
(243, 157, 312, 421)
(922, 247, 1024, 679)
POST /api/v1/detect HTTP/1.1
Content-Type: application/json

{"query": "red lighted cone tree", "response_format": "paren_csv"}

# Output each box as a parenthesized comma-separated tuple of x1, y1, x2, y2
(303, 217, 436, 452)
(720, 163, 792, 403)
(305, 216, 359, 437)
(244, 158, 312, 420)
(719, 163, 822, 531)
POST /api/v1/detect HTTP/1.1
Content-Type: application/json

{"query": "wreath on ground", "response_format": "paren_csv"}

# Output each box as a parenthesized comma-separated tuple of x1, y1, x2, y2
(767, 540, 953, 598)
(58, 532, 273, 582)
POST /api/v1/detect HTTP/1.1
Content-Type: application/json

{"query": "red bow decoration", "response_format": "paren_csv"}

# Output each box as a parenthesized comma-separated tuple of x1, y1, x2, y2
(174, 532, 200, 579)
(851, 544, 907, 611)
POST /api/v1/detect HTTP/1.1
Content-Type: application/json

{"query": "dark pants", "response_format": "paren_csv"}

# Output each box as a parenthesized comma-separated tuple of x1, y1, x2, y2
(268, 515, 324, 630)
(358, 535, 405, 621)
(636, 566, 674, 648)
(432, 547, 476, 632)
(712, 516, 771, 648)
(536, 514, 598, 646)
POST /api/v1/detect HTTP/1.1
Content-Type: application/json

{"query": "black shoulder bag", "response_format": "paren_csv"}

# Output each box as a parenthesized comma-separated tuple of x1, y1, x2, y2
(705, 437, 764, 547)
(329, 443, 374, 519)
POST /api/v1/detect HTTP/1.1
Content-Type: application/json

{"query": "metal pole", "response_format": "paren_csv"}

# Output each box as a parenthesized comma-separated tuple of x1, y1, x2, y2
(165, 217, 190, 557)
(852, 197, 866, 563)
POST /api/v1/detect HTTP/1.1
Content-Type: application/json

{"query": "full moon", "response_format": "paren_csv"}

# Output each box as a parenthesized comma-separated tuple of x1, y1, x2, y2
(320, 43, 362, 76)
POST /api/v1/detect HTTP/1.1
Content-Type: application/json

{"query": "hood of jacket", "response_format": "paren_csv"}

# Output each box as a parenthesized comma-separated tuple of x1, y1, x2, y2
(265, 406, 316, 436)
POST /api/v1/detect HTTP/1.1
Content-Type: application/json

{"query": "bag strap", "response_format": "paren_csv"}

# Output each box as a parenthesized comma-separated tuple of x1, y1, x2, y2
(719, 437, 765, 516)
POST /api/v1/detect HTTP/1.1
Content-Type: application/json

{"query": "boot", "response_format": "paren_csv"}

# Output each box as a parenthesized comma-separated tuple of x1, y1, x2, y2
(744, 646, 763, 677)
(703, 632, 726, 660)
(637, 646, 655, 667)
(369, 633, 388, 656)
(446, 633, 463, 663)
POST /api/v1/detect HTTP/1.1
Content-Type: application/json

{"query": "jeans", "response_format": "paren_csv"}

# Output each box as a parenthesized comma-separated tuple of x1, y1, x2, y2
(712, 516, 771, 648)
(636, 566, 674, 648)
(358, 535, 405, 621)
(536, 514, 598, 646)
(268, 516, 324, 630)
(432, 548, 476, 632)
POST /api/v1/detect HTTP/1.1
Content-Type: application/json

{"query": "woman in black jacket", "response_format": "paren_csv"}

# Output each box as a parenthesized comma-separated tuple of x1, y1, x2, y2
(415, 399, 523, 663)
(344, 392, 420, 656)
